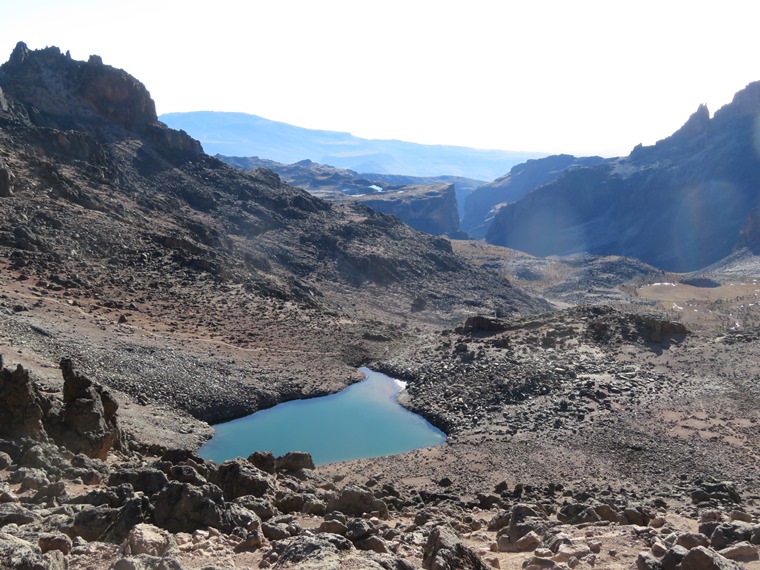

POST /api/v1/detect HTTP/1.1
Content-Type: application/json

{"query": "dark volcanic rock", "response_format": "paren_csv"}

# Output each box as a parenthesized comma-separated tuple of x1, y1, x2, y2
(152, 481, 233, 533)
(46, 359, 124, 460)
(422, 524, 489, 570)
(213, 459, 275, 500)
(0, 358, 49, 440)
(275, 451, 315, 472)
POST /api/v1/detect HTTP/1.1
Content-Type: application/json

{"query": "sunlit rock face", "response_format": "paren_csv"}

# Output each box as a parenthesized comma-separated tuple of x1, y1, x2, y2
(486, 81, 760, 272)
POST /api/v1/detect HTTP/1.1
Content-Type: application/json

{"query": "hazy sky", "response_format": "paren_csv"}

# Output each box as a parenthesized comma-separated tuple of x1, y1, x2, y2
(2, 0, 759, 156)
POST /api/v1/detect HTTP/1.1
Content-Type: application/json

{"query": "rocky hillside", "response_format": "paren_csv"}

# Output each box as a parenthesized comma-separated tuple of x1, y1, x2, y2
(486, 84, 760, 272)
(0, 42, 544, 427)
(461, 155, 604, 238)
(219, 156, 463, 235)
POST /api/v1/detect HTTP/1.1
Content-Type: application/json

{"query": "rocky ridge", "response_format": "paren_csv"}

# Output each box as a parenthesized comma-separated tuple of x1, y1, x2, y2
(485, 83, 760, 271)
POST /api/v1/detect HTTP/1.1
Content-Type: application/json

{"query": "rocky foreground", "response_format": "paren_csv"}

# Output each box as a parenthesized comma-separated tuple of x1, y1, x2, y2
(1, 353, 759, 569)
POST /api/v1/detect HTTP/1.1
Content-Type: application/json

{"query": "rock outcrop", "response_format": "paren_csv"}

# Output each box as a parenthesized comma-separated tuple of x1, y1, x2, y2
(0, 357, 49, 440)
(0, 357, 124, 459)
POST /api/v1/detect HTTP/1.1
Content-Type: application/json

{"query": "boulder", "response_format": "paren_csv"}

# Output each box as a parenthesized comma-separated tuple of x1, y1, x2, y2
(680, 546, 743, 570)
(233, 529, 264, 553)
(120, 523, 177, 557)
(506, 503, 549, 543)
(152, 481, 232, 533)
(0, 532, 65, 570)
(0, 502, 41, 525)
(326, 485, 389, 519)
(167, 464, 206, 486)
(213, 458, 275, 500)
(233, 495, 275, 521)
(70, 505, 121, 541)
(110, 554, 183, 570)
(108, 468, 168, 496)
(318, 519, 348, 535)
(38, 533, 73, 555)
(636, 551, 662, 570)
(719, 542, 758, 560)
(275, 451, 315, 471)
(422, 524, 489, 570)
(557, 503, 599, 525)
(497, 530, 540, 552)
(0, 361, 49, 440)
(710, 522, 754, 549)
(677, 533, 711, 550)
(661, 545, 689, 570)
(345, 518, 375, 542)
(268, 533, 354, 567)
(247, 450, 276, 474)
(47, 359, 124, 460)
(101, 496, 152, 543)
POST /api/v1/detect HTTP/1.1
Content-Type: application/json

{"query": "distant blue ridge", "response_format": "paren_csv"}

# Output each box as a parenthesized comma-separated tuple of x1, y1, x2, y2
(160, 111, 544, 181)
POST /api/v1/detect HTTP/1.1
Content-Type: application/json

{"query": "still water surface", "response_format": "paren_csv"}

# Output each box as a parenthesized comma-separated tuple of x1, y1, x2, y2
(198, 367, 445, 465)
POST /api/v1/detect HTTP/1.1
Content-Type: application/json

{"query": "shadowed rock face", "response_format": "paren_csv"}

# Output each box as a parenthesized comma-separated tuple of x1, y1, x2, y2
(53, 359, 123, 460)
(351, 184, 460, 236)
(485, 81, 760, 272)
(0, 357, 123, 459)
(461, 154, 605, 238)
(0, 357, 48, 440)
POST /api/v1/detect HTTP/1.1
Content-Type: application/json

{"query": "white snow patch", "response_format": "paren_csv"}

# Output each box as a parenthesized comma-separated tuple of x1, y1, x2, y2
(394, 379, 408, 391)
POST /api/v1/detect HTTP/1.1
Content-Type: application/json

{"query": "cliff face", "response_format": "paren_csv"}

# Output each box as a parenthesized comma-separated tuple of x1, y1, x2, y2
(220, 156, 463, 236)
(461, 154, 605, 237)
(350, 183, 460, 236)
(486, 81, 760, 272)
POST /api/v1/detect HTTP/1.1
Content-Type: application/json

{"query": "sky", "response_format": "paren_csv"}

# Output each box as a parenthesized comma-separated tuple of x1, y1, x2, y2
(2, 0, 759, 157)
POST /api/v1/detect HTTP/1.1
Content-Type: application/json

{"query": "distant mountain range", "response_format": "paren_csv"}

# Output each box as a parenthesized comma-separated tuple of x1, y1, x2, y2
(484, 82, 760, 272)
(159, 111, 543, 181)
